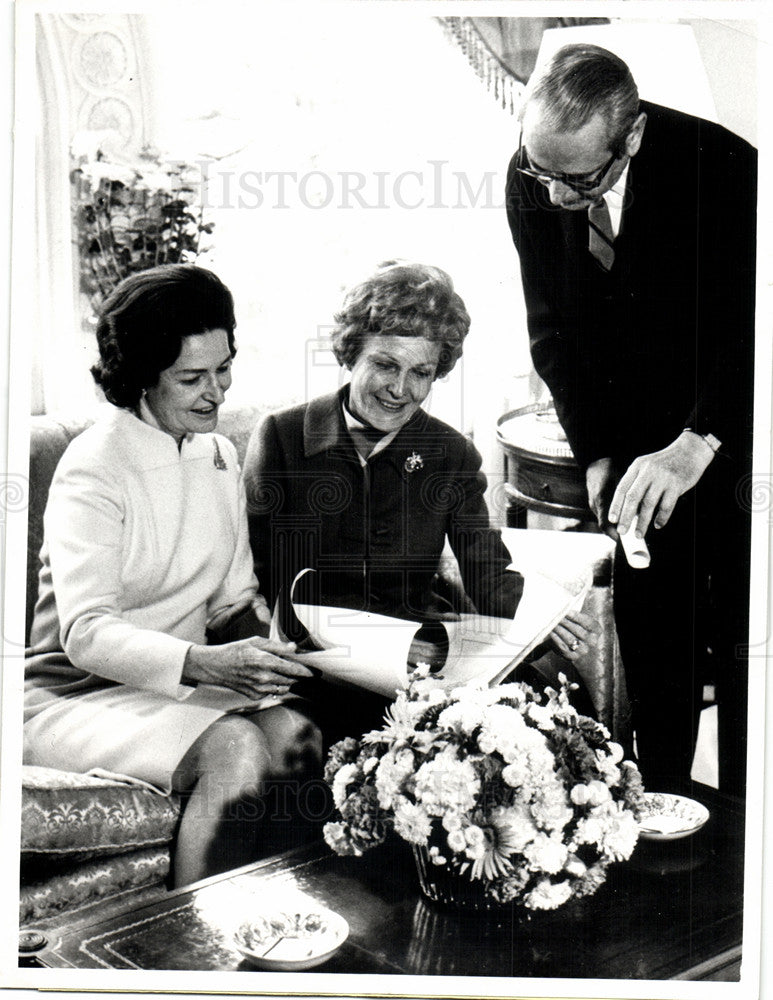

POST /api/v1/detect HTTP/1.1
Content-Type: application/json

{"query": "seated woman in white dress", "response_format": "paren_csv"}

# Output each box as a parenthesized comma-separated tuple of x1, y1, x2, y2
(24, 264, 320, 886)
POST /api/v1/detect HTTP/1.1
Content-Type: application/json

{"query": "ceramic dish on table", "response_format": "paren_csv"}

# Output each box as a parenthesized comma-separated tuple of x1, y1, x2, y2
(234, 908, 349, 971)
(637, 792, 710, 841)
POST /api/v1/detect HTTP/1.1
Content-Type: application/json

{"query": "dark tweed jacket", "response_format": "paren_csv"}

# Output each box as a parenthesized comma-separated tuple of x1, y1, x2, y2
(243, 388, 523, 633)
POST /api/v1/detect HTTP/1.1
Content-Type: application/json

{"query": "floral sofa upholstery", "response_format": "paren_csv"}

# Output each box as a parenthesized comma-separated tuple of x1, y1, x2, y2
(20, 405, 269, 927)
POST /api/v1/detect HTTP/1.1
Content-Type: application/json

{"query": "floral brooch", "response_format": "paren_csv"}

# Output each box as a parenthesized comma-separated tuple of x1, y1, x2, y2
(404, 451, 424, 473)
(213, 438, 228, 470)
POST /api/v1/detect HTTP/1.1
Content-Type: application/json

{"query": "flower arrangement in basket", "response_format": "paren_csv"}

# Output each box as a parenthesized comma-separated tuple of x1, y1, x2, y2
(324, 668, 645, 911)
(71, 132, 214, 307)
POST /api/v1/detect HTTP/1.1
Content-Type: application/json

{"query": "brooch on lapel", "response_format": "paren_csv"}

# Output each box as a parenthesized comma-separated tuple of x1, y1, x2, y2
(404, 451, 424, 473)
(213, 438, 228, 470)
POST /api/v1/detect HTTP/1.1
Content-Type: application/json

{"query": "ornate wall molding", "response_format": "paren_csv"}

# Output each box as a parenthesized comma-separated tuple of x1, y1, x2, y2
(44, 12, 154, 158)
(33, 12, 155, 414)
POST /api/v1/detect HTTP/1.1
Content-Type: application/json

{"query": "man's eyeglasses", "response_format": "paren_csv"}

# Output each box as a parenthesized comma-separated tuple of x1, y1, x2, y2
(515, 134, 621, 195)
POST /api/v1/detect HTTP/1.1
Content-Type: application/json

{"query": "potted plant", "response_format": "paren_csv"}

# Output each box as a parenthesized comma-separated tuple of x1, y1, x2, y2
(324, 668, 645, 911)
(71, 132, 213, 307)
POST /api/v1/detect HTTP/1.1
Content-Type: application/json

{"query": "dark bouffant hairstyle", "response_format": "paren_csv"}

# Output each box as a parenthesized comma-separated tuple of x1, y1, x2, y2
(90, 264, 236, 409)
(330, 261, 470, 380)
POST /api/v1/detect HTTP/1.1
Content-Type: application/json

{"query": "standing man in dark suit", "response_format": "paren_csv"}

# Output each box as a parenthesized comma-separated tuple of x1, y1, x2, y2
(505, 43, 756, 794)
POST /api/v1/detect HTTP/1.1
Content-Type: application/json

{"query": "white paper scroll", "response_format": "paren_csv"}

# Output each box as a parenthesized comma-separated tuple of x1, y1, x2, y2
(618, 524, 651, 569)
(438, 570, 591, 689)
(270, 566, 591, 698)
(270, 569, 420, 698)
(291, 603, 420, 697)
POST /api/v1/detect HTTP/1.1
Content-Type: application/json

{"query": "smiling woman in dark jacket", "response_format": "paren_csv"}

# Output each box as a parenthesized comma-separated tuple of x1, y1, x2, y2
(243, 262, 593, 738)
(244, 262, 524, 625)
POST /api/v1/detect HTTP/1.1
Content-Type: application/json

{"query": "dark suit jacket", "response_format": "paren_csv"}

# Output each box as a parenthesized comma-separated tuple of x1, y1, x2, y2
(243, 388, 523, 628)
(505, 101, 757, 474)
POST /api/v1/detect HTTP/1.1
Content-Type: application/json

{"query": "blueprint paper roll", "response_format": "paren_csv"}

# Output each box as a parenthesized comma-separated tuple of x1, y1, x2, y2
(619, 524, 651, 569)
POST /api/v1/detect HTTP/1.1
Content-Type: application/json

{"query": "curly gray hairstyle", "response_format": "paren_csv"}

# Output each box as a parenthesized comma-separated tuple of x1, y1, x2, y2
(330, 260, 470, 380)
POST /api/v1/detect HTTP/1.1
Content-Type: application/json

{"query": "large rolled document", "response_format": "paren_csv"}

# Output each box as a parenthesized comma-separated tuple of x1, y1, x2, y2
(271, 567, 591, 698)
(438, 570, 590, 689)
(270, 570, 420, 697)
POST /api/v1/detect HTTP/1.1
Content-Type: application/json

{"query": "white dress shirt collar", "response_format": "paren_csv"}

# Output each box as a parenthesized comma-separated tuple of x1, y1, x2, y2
(602, 160, 630, 238)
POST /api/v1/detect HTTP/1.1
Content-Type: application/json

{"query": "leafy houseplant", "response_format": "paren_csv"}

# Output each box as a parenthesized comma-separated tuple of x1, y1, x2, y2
(71, 136, 213, 307)
(324, 668, 645, 911)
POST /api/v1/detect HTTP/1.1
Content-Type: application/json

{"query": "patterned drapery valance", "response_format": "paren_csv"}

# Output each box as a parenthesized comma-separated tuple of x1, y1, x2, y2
(438, 16, 610, 115)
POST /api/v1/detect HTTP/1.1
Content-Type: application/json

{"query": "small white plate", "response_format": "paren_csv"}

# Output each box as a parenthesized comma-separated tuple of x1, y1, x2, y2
(234, 909, 349, 971)
(638, 792, 710, 841)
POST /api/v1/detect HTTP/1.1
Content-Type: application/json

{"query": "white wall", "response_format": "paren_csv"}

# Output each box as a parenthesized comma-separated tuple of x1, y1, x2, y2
(25, 12, 761, 503)
(539, 18, 758, 144)
(690, 17, 758, 146)
(144, 8, 533, 496)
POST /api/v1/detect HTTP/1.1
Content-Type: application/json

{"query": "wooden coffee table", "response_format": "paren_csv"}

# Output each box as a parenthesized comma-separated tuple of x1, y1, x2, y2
(24, 780, 745, 981)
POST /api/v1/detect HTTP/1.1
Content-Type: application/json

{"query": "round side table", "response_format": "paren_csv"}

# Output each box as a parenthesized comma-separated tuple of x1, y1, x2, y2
(497, 403, 592, 527)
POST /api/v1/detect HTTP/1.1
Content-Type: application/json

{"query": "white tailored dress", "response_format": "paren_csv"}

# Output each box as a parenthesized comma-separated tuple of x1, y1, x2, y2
(24, 402, 283, 792)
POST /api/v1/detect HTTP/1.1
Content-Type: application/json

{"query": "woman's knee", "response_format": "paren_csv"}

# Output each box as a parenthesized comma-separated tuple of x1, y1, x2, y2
(253, 705, 322, 776)
(173, 715, 271, 794)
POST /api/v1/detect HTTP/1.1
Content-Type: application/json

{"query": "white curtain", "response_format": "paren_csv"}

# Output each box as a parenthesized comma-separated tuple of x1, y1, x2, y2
(33, 15, 78, 415)
(31, 13, 155, 416)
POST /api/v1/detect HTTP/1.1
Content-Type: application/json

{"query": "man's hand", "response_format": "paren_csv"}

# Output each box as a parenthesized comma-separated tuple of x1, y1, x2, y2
(586, 457, 618, 538)
(608, 431, 715, 537)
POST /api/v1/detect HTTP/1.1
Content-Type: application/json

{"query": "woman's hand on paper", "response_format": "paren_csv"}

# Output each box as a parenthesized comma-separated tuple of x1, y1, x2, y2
(548, 610, 597, 662)
(183, 636, 313, 698)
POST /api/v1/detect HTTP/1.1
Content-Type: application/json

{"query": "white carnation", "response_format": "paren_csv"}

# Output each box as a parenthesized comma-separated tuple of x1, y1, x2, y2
(375, 749, 415, 810)
(323, 821, 362, 857)
(437, 700, 486, 736)
(527, 702, 556, 731)
(447, 828, 468, 853)
(523, 832, 568, 874)
(413, 749, 479, 815)
(574, 801, 639, 862)
(332, 763, 358, 809)
(477, 703, 531, 758)
(393, 800, 432, 846)
(525, 877, 573, 910)
(531, 781, 573, 832)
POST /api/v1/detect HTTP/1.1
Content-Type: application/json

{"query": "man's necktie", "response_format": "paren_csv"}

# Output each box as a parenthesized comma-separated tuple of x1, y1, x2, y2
(588, 199, 615, 271)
